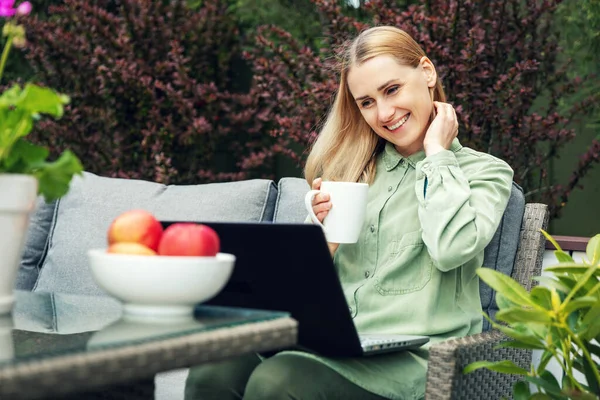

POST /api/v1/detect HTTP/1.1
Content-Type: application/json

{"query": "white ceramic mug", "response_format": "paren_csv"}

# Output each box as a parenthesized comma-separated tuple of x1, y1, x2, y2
(304, 181, 369, 243)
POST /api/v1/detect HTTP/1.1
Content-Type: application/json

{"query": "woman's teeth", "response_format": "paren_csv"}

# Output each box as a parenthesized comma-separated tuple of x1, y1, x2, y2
(388, 114, 410, 130)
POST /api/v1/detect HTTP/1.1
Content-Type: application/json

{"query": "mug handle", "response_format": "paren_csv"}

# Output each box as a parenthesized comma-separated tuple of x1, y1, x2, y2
(304, 190, 326, 229)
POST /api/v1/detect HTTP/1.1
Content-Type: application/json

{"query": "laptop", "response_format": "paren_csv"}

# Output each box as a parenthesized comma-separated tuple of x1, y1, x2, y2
(161, 221, 430, 357)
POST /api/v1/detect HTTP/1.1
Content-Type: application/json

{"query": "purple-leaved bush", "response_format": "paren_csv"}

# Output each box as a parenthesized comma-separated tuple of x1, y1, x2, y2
(243, 0, 600, 217)
(18, 0, 600, 217)
(23, 0, 291, 184)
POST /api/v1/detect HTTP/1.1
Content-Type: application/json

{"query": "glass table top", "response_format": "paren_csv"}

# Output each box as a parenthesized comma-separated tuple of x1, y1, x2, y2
(0, 290, 289, 366)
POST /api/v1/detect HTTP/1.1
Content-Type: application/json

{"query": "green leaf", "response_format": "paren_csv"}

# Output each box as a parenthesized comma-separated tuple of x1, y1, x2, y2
(555, 250, 574, 263)
(513, 380, 531, 400)
(538, 350, 555, 372)
(0, 84, 23, 106)
(556, 275, 579, 292)
(586, 342, 600, 359)
(562, 388, 599, 400)
(563, 296, 598, 315)
(495, 340, 546, 350)
(582, 348, 600, 395)
(540, 370, 562, 393)
(533, 276, 572, 294)
(492, 323, 547, 349)
(542, 230, 563, 252)
(530, 286, 553, 310)
(3, 139, 49, 172)
(477, 268, 535, 307)
(587, 234, 600, 265)
(580, 308, 600, 341)
(463, 360, 529, 375)
(15, 84, 70, 118)
(546, 263, 600, 275)
(496, 307, 552, 324)
(496, 292, 517, 309)
(33, 150, 83, 202)
(0, 108, 33, 151)
(528, 394, 552, 400)
(522, 375, 564, 397)
(563, 264, 599, 318)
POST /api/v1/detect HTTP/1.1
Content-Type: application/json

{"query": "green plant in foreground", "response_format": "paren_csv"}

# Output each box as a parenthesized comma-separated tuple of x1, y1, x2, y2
(0, 0, 82, 201)
(465, 231, 600, 399)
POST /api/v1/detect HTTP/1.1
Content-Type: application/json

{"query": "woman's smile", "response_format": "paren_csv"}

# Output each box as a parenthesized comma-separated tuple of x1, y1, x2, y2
(385, 113, 410, 132)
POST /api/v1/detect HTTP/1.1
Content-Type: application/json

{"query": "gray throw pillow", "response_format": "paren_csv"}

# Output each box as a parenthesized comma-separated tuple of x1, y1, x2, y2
(17, 197, 57, 290)
(274, 177, 310, 223)
(34, 172, 277, 296)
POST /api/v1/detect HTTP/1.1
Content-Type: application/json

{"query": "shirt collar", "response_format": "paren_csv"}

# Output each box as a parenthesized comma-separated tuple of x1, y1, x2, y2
(381, 138, 462, 171)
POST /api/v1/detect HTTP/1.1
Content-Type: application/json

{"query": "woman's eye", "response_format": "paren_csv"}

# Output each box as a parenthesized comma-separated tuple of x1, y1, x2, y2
(386, 85, 400, 95)
(361, 99, 373, 108)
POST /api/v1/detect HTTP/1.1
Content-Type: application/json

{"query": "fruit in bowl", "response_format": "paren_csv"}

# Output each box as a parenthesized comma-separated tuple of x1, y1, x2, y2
(88, 210, 235, 318)
(107, 209, 164, 252)
(105, 210, 221, 257)
(158, 223, 220, 256)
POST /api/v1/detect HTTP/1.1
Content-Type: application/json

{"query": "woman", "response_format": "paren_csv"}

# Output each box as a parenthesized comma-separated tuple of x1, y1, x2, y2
(185, 25, 513, 400)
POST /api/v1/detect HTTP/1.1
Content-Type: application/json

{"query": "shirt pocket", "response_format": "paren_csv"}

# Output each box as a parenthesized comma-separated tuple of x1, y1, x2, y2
(374, 229, 433, 295)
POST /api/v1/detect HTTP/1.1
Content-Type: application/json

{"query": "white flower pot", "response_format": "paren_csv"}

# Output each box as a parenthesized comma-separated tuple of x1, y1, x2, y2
(0, 174, 38, 315)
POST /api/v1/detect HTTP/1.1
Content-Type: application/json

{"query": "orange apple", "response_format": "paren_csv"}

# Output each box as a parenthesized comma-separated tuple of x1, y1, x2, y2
(157, 223, 220, 256)
(107, 209, 164, 251)
(107, 242, 157, 256)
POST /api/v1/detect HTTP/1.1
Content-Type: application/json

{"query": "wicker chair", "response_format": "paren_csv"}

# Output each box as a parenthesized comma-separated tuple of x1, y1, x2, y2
(425, 201, 549, 399)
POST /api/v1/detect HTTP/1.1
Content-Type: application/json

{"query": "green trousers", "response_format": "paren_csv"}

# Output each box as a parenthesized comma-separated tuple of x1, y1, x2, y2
(184, 352, 389, 400)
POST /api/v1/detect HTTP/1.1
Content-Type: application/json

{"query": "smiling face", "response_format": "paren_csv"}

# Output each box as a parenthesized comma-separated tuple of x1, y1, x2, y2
(346, 55, 437, 157)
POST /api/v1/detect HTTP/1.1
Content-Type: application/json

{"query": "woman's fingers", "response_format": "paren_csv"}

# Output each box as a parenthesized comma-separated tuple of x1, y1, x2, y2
(311, 177, 331, 223)
(311, 177, 322, 190)
(313, 199, 331, 214)
(424, 102, 459, 156)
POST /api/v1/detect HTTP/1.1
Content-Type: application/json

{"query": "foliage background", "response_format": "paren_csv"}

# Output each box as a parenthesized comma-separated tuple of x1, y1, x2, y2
(1, 0, 598, 236)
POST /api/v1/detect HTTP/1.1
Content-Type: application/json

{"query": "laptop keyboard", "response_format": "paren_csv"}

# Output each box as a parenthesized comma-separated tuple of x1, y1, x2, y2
(360, 336, 403, 347)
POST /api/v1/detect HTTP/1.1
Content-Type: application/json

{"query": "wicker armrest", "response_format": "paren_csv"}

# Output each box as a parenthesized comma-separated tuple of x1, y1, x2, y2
(425, 329, 530, 400)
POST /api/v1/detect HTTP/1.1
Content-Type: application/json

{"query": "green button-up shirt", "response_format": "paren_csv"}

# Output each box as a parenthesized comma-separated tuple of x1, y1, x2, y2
(287, 139, 514, 399)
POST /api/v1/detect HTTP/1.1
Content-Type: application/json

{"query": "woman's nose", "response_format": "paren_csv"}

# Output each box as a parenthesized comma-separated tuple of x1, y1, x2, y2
(378, 102, 395, 123)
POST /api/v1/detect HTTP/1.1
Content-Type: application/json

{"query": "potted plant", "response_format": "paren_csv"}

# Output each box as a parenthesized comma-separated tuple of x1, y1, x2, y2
(0, 0, 82, 314)
(465, 231, 600, 399)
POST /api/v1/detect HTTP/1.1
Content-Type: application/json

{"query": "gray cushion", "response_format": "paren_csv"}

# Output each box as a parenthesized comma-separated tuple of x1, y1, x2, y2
(480, 182, 525, 331)
(33, 172, 277, 296)
(273, 177, 310, 223)
(17, 198, 57, 290)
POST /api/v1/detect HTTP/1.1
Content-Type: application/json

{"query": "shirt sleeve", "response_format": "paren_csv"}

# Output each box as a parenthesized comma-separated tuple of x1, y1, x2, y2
(414, 149, 514, 272)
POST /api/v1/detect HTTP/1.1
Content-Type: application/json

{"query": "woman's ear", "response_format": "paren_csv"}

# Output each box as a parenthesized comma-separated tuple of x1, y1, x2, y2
(420, 56, 437, 88)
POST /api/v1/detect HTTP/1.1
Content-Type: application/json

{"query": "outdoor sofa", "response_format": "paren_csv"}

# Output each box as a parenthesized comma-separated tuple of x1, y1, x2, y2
(17, 171, 548, 399)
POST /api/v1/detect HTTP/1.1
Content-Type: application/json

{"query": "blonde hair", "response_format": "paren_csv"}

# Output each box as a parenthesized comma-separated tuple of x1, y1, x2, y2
(304, 26, 446, 185)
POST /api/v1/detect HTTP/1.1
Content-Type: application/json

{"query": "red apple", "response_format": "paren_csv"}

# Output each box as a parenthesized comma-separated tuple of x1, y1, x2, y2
(107, 209, 163, 251)
(107, 242, 157, 256)
(157, 223, 220, 256)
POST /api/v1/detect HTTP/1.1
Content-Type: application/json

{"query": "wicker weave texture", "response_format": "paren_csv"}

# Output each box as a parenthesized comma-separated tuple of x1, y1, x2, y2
(0, 317, 297, 400)
(425, 203, 548, 400)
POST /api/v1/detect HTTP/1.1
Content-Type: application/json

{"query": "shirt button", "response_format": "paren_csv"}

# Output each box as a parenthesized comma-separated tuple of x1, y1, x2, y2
(370, 225, 376, 233)
(388, 186, 393, 192)
(399, 159, 405, 165)
(364, 271, 370, 278)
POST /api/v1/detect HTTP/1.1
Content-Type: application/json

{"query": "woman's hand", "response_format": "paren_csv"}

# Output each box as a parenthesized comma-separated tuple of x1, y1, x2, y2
(310, 178, 339, 256)
(423, 101, 459, 156)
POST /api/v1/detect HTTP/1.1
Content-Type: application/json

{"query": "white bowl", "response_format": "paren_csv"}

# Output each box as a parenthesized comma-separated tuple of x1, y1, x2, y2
(87, 249, 235, 318)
